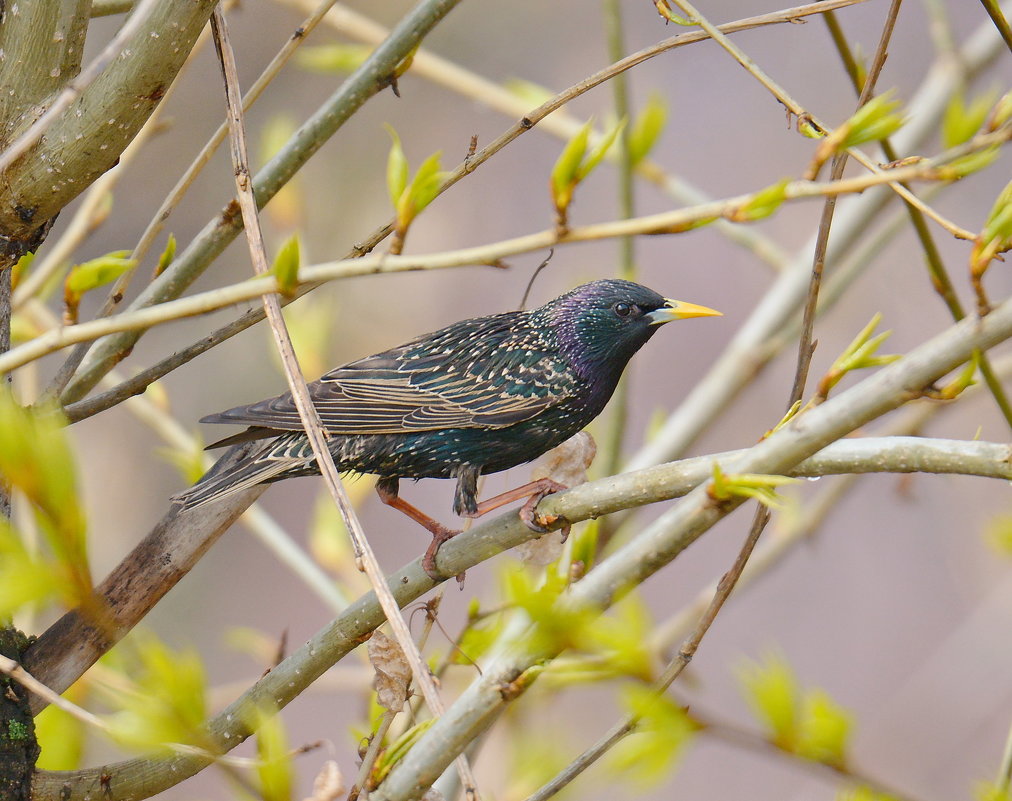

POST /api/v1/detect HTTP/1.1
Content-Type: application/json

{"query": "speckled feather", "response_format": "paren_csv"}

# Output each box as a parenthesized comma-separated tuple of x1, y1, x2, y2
(173, 280, 682, 514)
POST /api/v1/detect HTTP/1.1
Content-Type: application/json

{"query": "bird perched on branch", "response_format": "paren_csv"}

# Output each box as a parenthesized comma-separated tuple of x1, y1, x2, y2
(173, 279, 720, 576)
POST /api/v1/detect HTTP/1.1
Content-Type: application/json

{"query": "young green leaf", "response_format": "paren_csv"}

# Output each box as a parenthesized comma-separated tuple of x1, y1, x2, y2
(550, 118, 625, 229)
(34, 684, 88, 771)
(577, 117, 627, 182)
(817, 313, 900, 401)
(0, 393, 91, 601)
(403, 152, 446, 220)
(737, 651, 801, 748)
(371, 719, 435, 786)
(384, 124, 409, 208)
(628, 93, 668, 166)
(986, 90, 1012, 132)
(10, 251, 34, 291)
(104, 632, 209, 753)
(272, 234, 301, 297)
(608, 684, 695, 787)
(65, 251, 136, 298)
(806, 93, 904, 179)
(384, 126, 447, 252)
(975, 781, 1012, 801)
(796, 689, 853, 766)
(63, 251, 136, 324)
(255, 706, 295, 801)
(729, 178, 791, 223)
(982, 179, 1012, 245)
(550, 120, 592, 216)
(985, 514, 1012, 557)
(0, 520, 65, 617)
(838, 91, 905, 149)
(709, 462, 800, 510)
(837, 788, 902, 801)
(297, 43, 373, 74)
(929, 351, 979, 401)
(935, 145, 1000, 181)
(453, 613, 507, 665)
(154, 234, 176, 277)
(943, 89, 998, 148)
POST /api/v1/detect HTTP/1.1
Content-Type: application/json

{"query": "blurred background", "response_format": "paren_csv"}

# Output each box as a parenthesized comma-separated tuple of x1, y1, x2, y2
(20, 0, 1012, 798)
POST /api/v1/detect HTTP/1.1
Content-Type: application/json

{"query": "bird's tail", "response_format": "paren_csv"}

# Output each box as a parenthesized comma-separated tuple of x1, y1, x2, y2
(172, 434, 312, 510)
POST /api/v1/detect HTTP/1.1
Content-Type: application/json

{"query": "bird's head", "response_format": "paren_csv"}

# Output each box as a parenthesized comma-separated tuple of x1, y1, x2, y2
(546, 278, 721, 380)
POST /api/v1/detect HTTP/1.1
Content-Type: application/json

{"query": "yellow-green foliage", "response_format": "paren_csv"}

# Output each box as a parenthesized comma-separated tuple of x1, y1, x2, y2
(0, 392, 92, 614)
(607, 684, 695, 787)
(104, 632, 209, 753)
(738, 651, 853, 767)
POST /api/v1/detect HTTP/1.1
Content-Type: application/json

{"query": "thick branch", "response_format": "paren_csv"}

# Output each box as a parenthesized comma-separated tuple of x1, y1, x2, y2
(0, 0, 218, 242)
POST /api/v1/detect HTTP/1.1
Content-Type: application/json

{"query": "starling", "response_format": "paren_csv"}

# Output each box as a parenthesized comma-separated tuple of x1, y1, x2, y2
(173, 279, 720, 574)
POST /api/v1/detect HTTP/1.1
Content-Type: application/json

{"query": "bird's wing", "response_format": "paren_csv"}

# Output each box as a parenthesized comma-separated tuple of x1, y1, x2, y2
(201, 312, 576, 435)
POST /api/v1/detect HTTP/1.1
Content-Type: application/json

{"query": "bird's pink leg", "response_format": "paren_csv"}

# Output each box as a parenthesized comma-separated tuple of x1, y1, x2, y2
(375, 479, 460, 580)
(464, 478, 571, 541)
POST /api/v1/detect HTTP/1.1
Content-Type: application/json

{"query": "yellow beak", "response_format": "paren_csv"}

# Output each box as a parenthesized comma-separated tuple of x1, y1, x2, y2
(647, 298, 723, 325)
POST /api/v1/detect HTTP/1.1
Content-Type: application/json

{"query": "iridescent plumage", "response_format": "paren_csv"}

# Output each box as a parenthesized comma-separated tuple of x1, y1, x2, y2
(173, 279, 719, 562)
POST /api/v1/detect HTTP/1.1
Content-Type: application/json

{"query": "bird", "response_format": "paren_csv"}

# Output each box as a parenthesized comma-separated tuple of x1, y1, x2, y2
(173, 279, 720, 576)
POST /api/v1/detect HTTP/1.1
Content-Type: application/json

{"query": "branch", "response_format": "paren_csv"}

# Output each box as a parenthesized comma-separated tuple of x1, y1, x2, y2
(0, 0, 219, 242)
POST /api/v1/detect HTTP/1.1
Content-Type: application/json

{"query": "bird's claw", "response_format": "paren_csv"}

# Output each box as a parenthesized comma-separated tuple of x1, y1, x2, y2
(422, 525, 465, 585)
(519, 482, 569, 541)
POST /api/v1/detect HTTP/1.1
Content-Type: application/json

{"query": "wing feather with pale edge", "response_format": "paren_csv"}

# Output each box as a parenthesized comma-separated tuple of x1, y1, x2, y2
(200, 311, 575, 435)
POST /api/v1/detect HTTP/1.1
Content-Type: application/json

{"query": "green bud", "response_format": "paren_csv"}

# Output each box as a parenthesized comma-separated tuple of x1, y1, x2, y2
(297, 43, 372, 74)
(628, 93, 668, 166)
(943, 89, 998, 147)
(271, 234, 301, 297)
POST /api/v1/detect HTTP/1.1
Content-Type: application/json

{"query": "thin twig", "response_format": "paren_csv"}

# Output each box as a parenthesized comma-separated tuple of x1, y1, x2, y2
(355, 709, 398, 799)
(0, 654, 107, 732)
(208, 9, 479, 798)
(977, 0, 1012, 53)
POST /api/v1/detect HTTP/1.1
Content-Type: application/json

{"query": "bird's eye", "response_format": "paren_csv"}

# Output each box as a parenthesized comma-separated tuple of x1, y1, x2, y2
(614, 302, 634, 318)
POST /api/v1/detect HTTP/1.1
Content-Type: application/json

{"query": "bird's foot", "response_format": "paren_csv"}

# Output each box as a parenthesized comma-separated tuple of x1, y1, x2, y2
(422, 524, 465, 585)
(518, 479, 570, 542)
